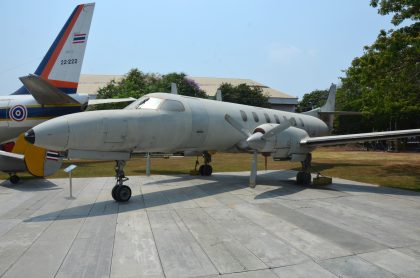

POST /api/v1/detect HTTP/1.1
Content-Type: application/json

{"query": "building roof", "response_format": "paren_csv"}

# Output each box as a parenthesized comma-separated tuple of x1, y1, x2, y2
(77, 74, 297, 103)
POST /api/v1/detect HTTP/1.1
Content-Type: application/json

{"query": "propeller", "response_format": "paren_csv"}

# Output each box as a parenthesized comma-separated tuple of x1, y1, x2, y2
(224, 113, 291, 187)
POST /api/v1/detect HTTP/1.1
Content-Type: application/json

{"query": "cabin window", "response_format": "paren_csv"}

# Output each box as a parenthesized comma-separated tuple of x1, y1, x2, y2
(274, 114, 280, 124)
(264, 113, 271, 123)
(240, 110, 248, 121)
(291, 117, 297, 126)
(160, 100, 185, 112)
(137, 97, 163, 110)
(252, 112, 259, 122)
(299, 118, 305, 127)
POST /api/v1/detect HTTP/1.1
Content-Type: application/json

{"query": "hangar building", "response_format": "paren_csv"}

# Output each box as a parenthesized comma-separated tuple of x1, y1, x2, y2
(78, 74, 298, 111)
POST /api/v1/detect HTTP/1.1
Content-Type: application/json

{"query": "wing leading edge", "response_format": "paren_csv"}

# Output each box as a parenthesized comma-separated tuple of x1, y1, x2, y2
(300, 129, 420, 147)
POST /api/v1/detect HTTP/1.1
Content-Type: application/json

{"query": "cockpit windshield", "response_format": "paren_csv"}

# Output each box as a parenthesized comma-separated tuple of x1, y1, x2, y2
(125, 97, 163, 110)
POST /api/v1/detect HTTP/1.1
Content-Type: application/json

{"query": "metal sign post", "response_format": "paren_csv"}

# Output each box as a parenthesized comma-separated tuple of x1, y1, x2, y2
(146, 152, 151, 177)
(64, 164, 77, 199)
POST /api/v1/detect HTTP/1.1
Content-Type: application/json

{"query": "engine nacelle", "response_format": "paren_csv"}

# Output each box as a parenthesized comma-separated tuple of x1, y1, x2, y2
(248, 124, 312, 160)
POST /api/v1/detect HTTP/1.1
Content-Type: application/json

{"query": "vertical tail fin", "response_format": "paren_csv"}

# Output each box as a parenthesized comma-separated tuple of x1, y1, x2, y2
(303, 83, 337, 130)
(321, 83, 336, 112)
(13, 3, 95, 95)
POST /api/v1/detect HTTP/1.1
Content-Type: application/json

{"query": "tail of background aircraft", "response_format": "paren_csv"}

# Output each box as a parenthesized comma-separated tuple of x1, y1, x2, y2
(303, 84, 361, 131)
(12, 3, 95, 95)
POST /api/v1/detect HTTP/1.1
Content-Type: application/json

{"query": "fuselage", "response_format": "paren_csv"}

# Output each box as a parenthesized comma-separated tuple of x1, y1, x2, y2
(29, 93, 330, 160)
(0, 94, 88, 144)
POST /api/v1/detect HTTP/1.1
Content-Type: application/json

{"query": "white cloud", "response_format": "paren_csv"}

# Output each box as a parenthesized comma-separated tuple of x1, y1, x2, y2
(267, 43, 319, 64)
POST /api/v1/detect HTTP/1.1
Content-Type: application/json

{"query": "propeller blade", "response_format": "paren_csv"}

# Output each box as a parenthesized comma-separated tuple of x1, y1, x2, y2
(261, 121, 291, 140)
(249, 150, 257, 188)
(225, 114, 252, 138)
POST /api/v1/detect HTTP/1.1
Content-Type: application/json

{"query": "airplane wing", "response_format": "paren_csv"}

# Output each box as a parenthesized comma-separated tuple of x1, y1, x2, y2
(0, 150, 26, 173)
(19, 74, 80, 105)
(300, 129, 420, 147)
(87, 98, 136, 106)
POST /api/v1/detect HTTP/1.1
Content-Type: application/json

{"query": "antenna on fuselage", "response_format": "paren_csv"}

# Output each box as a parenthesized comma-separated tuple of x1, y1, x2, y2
(171, 83, 178, 94)
(215, 89, 223, 101)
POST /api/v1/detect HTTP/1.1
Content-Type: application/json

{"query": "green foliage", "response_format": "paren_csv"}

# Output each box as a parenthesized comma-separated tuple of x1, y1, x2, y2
(337, 22, 420, 132)
(93, 69, 207, 109)
(297, 89, 329, 112)
(218, 83, 271, 108)
(370, 0, 419, 25)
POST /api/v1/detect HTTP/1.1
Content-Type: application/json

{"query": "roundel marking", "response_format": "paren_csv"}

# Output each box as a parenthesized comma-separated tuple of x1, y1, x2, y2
(9, 105, 28, 122)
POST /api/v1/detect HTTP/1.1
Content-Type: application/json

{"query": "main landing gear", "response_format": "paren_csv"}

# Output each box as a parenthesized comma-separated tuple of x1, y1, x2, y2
(197, 151, 213, 176)
(111, 160, 132, 202)
(296, 153, 312, 185)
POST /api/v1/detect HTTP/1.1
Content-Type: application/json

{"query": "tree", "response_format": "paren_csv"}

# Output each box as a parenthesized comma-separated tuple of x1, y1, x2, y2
(335, 1, 420, 133)
(370, 0, 419, 26)
(296, 89, 329, 112)
(94, 69, 207, 109)
(218, 83, 270, 108)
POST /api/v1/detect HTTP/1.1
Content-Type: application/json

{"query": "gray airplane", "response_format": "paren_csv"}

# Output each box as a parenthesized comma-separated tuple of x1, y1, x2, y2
(24, 84, 420, 202)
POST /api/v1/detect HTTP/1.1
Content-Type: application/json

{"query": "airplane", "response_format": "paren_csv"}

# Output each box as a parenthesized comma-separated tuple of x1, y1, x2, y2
(24, 83, 420, 202)
(0, 3, 133, 183)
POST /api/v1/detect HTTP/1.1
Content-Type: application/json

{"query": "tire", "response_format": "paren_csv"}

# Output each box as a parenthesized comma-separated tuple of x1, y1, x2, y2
(303, 172, 312, 185)
(296, 172, 303, 184)
(204, 165, 213, 176)
(199, 165, 213, 176)
(116, 185, 132, 202)
(198, 165, 205, 176)
(10, 175, 19, 184)
(111, 185, 119, 201)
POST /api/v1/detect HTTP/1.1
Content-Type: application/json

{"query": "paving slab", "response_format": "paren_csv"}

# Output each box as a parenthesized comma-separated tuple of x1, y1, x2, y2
(0, 170, 419, 278)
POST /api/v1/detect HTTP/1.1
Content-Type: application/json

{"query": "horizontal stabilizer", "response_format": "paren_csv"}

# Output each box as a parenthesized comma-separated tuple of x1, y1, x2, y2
(19, 74, 80, 105)
(88, 97, 136, 106)
(0, 150, 26, 173)
(318, 111, 363, 116)
(300, 129, 420, 147)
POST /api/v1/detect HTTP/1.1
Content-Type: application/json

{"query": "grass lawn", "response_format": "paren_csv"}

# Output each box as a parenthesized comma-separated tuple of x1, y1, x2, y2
(1, 148, 419, 191)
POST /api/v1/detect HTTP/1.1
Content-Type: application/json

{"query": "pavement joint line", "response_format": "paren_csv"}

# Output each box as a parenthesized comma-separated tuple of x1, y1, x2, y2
(108, 181, 120, 278)
(53, 178, 108, 278)
(200, 201, 273, 270)
(140, 180, 167, 278)
(172, 207, 222, 274)
(355, 251, 399, 277)
(0, 179, 91, 278)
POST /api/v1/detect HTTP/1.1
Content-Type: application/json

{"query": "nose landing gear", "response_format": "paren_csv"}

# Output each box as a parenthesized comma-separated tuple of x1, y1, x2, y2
(111, 160, 132, 202)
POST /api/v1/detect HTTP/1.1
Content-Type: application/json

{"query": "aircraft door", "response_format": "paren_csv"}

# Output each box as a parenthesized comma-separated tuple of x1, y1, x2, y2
(0, 100, 9, 127)
(188, 100, 209, 147)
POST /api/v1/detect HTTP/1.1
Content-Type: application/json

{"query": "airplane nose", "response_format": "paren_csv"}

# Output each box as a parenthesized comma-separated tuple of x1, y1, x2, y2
(24, 129, 35, 144)
(26, 118, 70, 151)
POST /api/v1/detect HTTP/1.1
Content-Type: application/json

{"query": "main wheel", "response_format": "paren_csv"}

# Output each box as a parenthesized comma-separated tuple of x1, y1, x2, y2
(114, 185, 131, 202)
(296, 171, 311, 185)
(10, 175, 19, 184)
(112, 185, 119, 201)
(199, 165, 212, 176)
(303, 172, 312, 185)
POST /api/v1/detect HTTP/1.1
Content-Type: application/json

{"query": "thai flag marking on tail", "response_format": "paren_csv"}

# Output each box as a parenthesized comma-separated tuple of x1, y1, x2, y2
(73, 33, 86, 44)
(46, 151, 60, 161)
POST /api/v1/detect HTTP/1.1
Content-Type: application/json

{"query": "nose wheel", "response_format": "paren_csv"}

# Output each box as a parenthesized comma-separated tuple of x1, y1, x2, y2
(112, 160, 132, 202)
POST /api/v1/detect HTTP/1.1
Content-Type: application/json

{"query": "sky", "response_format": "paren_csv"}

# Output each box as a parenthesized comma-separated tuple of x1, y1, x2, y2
(0, 0, 396, 98)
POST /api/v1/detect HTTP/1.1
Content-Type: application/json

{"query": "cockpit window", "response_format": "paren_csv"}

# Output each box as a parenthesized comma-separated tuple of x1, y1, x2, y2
(160, 100, 185, 112)
(137, 97, 163, 110)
